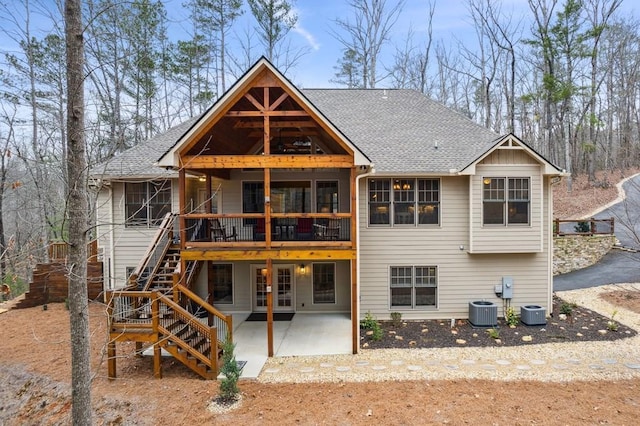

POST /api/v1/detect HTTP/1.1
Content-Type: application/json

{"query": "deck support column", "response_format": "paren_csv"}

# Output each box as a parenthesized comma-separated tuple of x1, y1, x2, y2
(107, 340, 116, 380)
(266, 258, 274, 356)
(351, 259, 358, 354)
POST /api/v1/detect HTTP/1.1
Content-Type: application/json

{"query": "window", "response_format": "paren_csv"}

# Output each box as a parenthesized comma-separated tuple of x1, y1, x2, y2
(316, 181, 338, 213)
(125, 181, 171, 227)
(271, 181, 311, 213)
(243, 181, 311, 214)
(390, 266, 437, 308)
(393, 179, 415, 224)
(209, 264, 233, 304)
(483, 177, 530, 225)
(369, 178, 440, 226)
(369, 179, 390, 224)
(313, 263, 335, 304)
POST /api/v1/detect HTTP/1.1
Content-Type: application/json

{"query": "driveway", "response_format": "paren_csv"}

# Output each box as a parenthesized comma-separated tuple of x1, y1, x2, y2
(554, 174, 640, 291)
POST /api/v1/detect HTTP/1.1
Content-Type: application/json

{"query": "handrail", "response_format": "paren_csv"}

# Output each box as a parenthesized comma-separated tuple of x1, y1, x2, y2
(48, 239, 99, 263)
(553, 217, 615, 236)
(172, 280, 233, 344)
(130, 212, 176, 289)
(106, 282, 232, 357)
(156, 294, 217, 367)
(105, 288, 223, 378)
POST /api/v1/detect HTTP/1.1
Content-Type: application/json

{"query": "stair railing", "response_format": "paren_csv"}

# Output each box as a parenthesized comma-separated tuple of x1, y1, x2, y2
(129, 212, 177, 291)
(171, 274, 233, 345)
(156, 293, 219, 376)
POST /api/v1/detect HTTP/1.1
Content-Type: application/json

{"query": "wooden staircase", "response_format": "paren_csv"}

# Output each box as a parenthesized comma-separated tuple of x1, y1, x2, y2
(105, 213, 231, 380)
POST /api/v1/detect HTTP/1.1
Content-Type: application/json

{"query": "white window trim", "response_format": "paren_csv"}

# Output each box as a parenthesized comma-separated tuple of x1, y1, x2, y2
(388, 265, 439, 310)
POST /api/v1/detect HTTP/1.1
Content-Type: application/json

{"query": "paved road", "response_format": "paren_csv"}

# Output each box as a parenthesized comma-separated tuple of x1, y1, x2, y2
(554, 174, 640, 291)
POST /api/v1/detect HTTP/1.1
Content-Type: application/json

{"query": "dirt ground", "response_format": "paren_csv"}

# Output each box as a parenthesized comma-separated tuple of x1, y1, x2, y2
(1, 172, 640, 425)
(1, 296, 640, 425)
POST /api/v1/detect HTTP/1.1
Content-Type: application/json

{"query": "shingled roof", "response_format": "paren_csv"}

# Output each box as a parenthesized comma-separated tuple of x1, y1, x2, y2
(92, 89, 503, 178)
(302, 88, 501, 174)
(92, 117, 199, 179)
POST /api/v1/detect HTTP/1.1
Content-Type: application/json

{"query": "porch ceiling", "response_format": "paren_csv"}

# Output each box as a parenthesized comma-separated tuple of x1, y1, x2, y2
(184, 86, 350, 159)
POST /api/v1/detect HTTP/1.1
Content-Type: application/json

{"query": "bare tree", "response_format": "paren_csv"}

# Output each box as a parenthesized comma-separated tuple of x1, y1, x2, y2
(65, 0, 92, 423)
(247, 0, 305, 70)
(584, 0, 622, 183)
(332, 0, 405, 88)
(388, 0, 436, 94)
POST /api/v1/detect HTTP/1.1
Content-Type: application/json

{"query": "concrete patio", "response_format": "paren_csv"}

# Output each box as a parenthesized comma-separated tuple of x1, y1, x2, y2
(230, 312, 353, 379)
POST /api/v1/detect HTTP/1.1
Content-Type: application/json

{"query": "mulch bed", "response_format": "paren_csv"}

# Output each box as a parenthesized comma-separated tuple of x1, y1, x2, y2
(360, 295, 637, 349)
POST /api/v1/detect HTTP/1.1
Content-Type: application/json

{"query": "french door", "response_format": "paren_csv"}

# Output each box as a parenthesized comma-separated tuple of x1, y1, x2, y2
(254, 265, 294, 312)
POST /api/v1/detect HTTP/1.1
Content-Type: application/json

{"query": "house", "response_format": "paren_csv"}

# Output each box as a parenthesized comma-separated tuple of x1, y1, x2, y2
(94, 58, 563, 379)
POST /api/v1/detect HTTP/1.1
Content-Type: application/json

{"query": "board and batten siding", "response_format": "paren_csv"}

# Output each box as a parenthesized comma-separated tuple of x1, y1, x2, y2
(358, 175, 552, 321)
(470, 164, 543, 253)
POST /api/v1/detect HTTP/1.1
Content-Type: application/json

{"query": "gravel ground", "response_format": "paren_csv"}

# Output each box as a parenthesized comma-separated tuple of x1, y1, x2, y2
(259, 284, 640, 383)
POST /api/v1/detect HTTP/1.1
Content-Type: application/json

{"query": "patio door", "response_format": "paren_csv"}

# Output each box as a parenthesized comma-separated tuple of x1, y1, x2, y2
(254, 265, 295, 312)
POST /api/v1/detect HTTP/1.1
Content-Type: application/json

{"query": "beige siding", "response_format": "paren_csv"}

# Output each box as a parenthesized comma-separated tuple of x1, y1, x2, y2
(470, 164, 543, 253)
(479, 148, 538, 165)
(204, 260, 351, 315)
(358, 175, 552, 321)
(97, 180, 178, 289)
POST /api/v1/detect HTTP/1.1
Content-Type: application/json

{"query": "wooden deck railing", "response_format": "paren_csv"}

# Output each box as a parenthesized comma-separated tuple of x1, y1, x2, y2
(554, 217, 615, 236)
(48, 239, 99, 262)
(105, 281, 232, 379)
(181, 213, 353, 247)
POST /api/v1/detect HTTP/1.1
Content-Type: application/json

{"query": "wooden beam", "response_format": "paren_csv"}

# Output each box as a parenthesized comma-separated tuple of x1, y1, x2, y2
(269, 91, 289, 111)
(244, 93, 264, 111)
(181, 249, 357, 261)
(225, 110, 309, 117)
(247, 130, 319, 137)
(351, 258, 358, 354)
(234, 120, 318, 129)
(266, 258, 273, 357)
(181, 154, 354, 169)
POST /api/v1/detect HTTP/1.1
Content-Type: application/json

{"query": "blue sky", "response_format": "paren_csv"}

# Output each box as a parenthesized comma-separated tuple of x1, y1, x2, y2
(159, 0, 538, 87)
(3, 0, 639, 88)
(279, 0, 638, 87)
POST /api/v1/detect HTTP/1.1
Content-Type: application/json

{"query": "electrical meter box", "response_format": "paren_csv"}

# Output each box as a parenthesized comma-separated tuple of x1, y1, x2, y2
(502, 276, 513, 299)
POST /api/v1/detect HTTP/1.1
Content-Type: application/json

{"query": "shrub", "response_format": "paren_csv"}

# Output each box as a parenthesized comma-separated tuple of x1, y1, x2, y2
(607, 310, 619, 332)
(505, 307, 519, 327)
(218, 337, 240, 402)
(487, 328, 500, 339)
(390, 312, 402, 326)
(574, 221, 590, 233)
(360, 311, 383, 341)
(559, 302, 576, 316)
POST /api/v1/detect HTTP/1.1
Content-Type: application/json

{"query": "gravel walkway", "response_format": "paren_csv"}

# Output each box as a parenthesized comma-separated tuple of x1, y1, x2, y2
(258, 284, 640, 383)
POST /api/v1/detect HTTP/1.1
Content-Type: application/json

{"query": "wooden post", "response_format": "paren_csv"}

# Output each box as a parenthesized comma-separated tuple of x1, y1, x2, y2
(106, 294, 117, 379)
(210, 326, 218, 377)
(351, 258, 358, 354)
(554, 218, 559, 236)
(266, 258, 274, 357)
(152, 292, 162, 379)
(107, 340, 117, 379)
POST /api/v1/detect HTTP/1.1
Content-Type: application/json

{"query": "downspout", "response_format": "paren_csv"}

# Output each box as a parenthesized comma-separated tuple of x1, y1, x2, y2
(354, 165, 375, 354)
(549, 175, 563, 315)
(108, 184, 116, 290)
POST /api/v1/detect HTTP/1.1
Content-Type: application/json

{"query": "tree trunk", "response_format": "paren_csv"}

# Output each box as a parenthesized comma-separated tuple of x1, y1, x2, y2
(65, 0, 92, 424)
